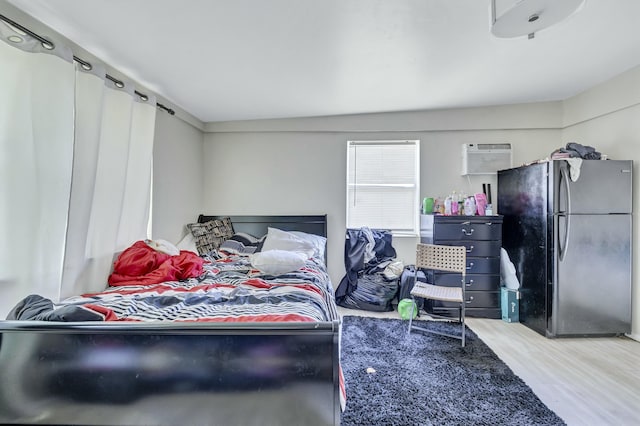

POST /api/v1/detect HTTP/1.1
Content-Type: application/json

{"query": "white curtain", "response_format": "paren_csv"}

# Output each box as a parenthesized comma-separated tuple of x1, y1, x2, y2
(60, 67, 157, 298)
(0, 25, 75, 317)
(0, 19, 157, 314)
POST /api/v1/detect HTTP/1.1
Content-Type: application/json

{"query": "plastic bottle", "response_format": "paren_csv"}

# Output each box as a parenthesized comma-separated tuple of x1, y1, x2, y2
(444, 196, 452, 215)
(464, 196, 477, 215)
(422, 197, 434, 214)
(450, 191, 459, 215)
(474, 193, 487, 215)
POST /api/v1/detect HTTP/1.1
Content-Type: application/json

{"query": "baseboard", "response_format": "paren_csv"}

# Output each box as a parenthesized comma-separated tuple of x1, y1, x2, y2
(625, 333, 640, 342)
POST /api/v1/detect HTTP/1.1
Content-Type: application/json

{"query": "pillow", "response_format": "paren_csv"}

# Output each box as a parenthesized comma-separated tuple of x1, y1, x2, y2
(176, 233, 199, 255)
(219, 239, 258, 256)
(260, 227, 315, 258)
(186, 217, 234, 255)
(250, 250, 307, 275)
(229, 232, 262, 246)
(289, 231, 327, 261)
(145, 239, 180, 256)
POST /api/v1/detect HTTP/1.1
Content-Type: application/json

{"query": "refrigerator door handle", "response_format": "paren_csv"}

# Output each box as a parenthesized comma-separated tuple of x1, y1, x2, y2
(558, 164, 571, 262)
(559, 162, 571, 214)
(559, 213, 570, 262)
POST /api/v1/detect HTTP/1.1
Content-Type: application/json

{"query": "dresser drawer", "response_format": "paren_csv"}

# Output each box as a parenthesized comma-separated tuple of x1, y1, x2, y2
(427, 306, 502, 319)
(435, 240, 501, 257)
(427, 272, 501, 291)
(467, 257, 500, 274)
(434, 221, 502, 241)
(429, 290, 500, 309)
(421, 258, 499, 278)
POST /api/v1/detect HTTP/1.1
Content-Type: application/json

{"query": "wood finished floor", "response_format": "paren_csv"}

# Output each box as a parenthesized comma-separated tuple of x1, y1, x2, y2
(338, 307, 640, 426)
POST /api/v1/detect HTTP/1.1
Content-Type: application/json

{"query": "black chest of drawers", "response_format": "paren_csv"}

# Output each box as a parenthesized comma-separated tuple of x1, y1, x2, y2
(420, 214, 503, 319)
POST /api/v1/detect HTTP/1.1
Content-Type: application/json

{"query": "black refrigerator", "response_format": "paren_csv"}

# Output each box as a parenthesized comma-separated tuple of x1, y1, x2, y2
(497, 159, 632, 337)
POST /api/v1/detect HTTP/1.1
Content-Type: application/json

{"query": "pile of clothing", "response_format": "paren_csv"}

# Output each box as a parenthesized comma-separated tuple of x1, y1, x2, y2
(550, 142, 601, 160)
(335, 227, 402, 312)
(108, 239, 204, 286)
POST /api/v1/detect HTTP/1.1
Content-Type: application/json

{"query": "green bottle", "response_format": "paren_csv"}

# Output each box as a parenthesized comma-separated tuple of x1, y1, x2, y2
(422, 197, 434, 214)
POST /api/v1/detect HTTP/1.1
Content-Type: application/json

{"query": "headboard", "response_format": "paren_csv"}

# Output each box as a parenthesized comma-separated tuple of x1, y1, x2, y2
(197, 215, 328, 238)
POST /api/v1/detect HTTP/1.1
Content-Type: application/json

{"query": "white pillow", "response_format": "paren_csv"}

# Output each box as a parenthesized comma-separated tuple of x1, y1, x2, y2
(250, 250, 307, 275)
(260, 227, 315, 258)
(289, 231, 327, 261)
(175, 233, 199, 255)
(146, 239, 180, 256)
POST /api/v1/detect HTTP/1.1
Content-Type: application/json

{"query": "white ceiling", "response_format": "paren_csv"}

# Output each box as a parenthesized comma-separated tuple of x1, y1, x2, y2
(6, 0, 640, 123)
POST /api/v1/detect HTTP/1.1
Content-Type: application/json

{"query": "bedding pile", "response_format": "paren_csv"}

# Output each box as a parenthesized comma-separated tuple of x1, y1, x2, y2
(7, 225, 337, 324)
(44, 253, 336, 322)
(108, 240, 205, 286)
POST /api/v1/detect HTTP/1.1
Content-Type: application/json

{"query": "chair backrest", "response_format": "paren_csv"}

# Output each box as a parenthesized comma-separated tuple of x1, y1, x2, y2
(416, 243, 466, 275)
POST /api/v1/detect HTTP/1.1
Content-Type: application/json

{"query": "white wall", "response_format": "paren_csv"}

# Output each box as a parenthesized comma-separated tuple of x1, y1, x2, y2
(203, 131, 347, 276)
(562, 65, 640, 340)
(204, 68, 640, 339)
(203, 104, 562, 287)
(192, 64, 640, 339)
(152, 112, 205, 244)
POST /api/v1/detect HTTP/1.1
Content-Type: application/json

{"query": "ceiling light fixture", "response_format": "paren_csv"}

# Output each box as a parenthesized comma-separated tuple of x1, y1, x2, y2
(7, 35, 23, 43)
(491, 0, 585, 39)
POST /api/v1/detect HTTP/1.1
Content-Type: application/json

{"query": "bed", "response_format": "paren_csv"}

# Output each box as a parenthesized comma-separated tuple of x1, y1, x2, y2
(0, 215, 343, 426)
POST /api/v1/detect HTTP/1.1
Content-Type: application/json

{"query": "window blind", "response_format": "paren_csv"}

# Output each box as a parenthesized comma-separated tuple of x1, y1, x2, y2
(346, 140, 419, 234)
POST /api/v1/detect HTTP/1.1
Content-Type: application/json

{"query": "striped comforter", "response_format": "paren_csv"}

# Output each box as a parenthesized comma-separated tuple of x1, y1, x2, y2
(60, 252, 339, 323)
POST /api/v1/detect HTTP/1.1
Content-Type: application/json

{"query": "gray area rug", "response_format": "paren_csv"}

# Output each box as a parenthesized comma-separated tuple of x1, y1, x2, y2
(340, 315, 565, 426)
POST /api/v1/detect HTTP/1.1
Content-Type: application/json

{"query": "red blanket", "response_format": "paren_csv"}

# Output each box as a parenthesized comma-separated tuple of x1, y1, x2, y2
(108, 241, 205, 286)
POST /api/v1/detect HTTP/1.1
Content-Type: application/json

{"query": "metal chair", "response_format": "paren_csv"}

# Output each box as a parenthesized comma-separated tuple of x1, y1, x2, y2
(407, 243, 467, 347)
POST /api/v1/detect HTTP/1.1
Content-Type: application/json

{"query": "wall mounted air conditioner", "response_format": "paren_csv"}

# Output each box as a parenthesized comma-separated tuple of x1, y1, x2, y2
(461, 143, 512, 175)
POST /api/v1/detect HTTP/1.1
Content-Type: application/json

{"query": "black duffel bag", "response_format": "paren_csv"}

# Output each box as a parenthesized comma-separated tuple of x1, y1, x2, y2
(397, 264, 426, 309)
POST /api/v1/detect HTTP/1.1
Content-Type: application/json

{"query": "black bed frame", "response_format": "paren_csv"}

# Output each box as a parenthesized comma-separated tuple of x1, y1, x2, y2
(198, 214, 328, 238)
(198, 214, 329, 264)
(0, 215, 341, 426)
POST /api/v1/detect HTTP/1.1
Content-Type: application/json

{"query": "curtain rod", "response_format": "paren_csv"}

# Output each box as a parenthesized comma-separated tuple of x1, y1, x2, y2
(0, 13, 175, 116)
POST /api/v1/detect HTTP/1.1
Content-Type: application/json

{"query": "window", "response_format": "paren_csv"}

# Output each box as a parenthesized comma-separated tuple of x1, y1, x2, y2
(346, 140, 420, 235)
